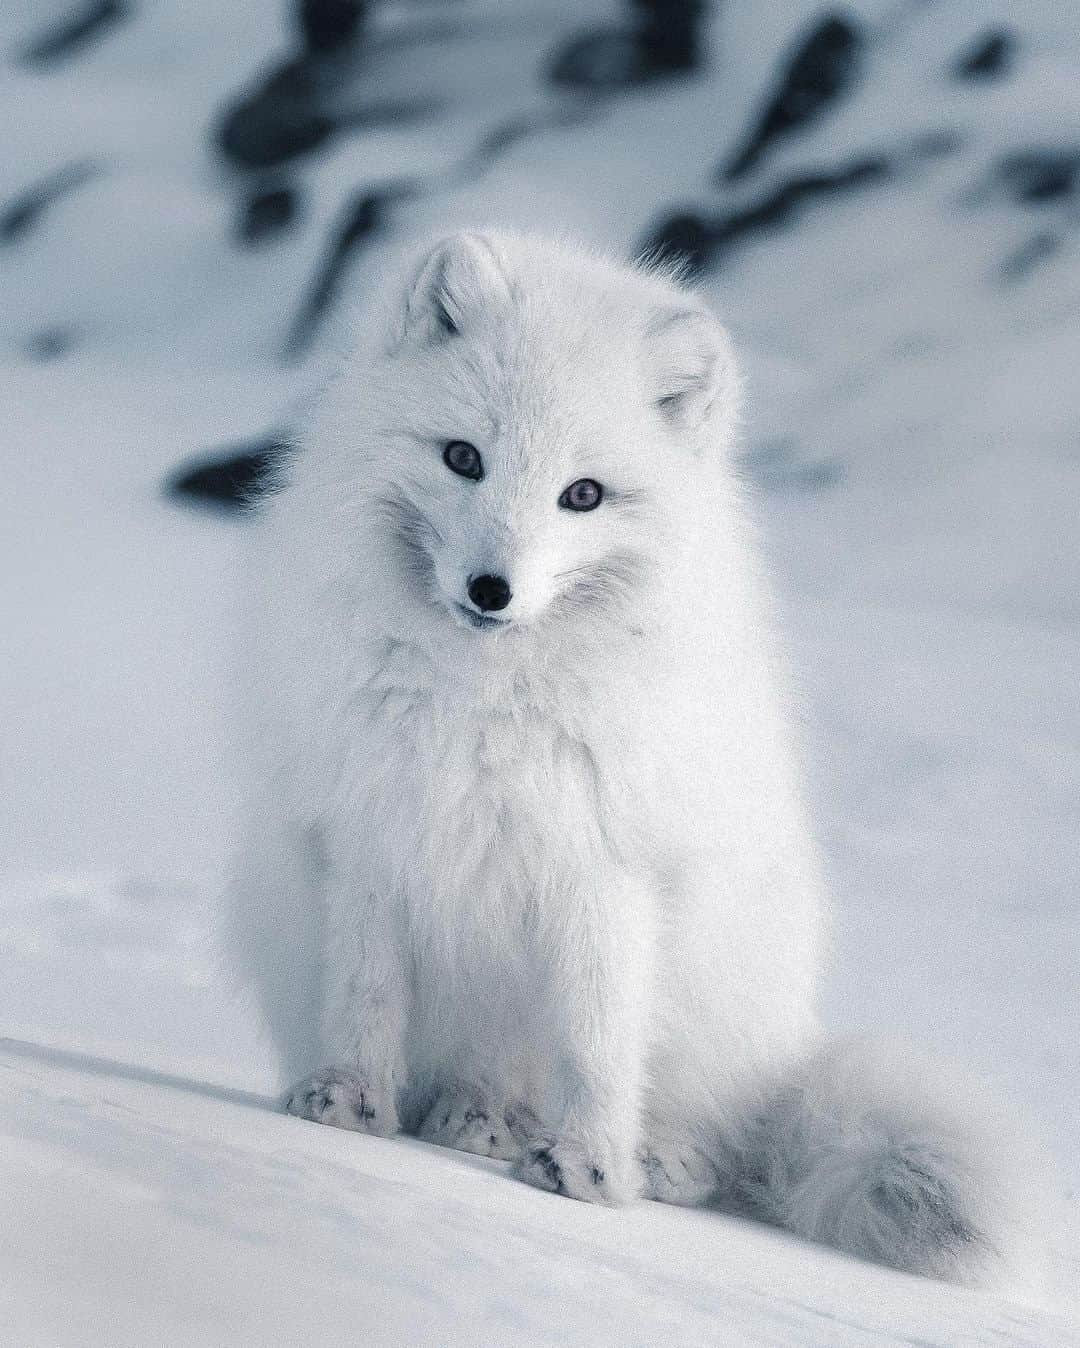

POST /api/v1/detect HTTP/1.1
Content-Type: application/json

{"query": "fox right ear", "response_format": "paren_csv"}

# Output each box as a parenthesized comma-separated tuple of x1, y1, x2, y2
(644, 305, 739, 435)
(397, 232, 510, 346)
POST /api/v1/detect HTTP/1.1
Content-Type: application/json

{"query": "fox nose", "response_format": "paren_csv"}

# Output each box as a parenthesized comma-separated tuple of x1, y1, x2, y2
(467, 573, 512, 613)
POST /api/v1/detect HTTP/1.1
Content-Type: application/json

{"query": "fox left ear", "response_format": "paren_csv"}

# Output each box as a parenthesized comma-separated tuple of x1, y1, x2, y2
(398, 231, 511, 346)
(645, 306, 739, 435)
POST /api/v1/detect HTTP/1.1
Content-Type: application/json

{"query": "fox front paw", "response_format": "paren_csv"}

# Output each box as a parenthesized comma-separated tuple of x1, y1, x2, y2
(283, 1067, 398, 1136)
(513, 1130, 636, 1205)
(641, 1137, 720, 1206)
(418, 1087, 518, 1160)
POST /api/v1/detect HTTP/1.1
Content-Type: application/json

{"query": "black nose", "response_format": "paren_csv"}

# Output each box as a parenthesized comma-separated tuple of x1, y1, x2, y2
(467, 573, 511, 612)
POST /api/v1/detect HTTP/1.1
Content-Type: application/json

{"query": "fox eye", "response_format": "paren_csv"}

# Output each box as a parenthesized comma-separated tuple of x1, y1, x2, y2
(443, 440, 483, 481)
(558, 478, 603, 512)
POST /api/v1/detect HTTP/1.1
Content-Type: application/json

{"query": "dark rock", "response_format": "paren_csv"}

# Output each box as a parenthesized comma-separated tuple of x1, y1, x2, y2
(548, 30, 655, 89)
(722, 14, 863, 182)
(221, 104, 337, 169)
(1000, 232, 1060, 282)
(641, 153, 891, 275)
(740, 438, 844, 494)
(283, 191, 384, 358)
(16, 0, 131, 66)
(296, 0, 367, 54)
(953, 29, 1015, 81)
(337, 97, 443, 134)
(218, 52, 440, 171)
(26, 326, 78, 361)
(635, 0, 707, 74)
(548, 0, 706, 89)
(909, 128, 964, 160)
(997, 149, 1080, 204)
(167, 439, 287, 510)
(217, 64, 341, 170)
(472, 115, 545, 164)
(713, 155, 891, 256)
(0, 161, 98, 244)
(215, 0, 444, 173)
(457, 105, 597, 183)
(237, 184, 300, 244)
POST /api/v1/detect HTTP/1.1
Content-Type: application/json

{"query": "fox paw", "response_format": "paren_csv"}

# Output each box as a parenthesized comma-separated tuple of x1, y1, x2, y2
(513, 1128, 635, 1205)
(418, 1088, 518, 1160)
(641, 1138, 719, 1206)
(283, 1067, 397, 1136)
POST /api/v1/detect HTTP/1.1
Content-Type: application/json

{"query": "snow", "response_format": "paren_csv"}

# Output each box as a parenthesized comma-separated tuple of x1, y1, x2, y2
(3, 1039, 1078, 1347)
(1, 0, 1078, 1341)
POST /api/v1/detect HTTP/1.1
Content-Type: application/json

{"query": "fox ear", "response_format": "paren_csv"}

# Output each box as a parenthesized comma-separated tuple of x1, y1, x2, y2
(645, 305, 739, 434)
(399, 232, 510, 345)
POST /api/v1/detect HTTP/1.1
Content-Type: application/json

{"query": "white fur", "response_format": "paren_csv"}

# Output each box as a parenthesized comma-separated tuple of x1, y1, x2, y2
(229, 231, 1045, 1284)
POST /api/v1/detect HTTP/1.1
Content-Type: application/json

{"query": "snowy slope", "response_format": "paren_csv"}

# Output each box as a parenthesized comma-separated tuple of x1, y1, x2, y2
(2, 0, 1079, 1341)
(3, 1038, 1078, 1347)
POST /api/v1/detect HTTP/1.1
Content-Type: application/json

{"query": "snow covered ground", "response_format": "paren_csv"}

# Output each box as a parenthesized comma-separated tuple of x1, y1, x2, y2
(2, 0, 1078, 1341)
(5, 1036, 1078, 1347)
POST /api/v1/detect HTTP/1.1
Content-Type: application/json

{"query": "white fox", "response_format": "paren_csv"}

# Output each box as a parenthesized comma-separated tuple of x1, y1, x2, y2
(230, 230, 1043, 1287)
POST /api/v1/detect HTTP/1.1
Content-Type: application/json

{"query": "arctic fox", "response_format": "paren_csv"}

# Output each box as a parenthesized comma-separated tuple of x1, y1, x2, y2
(231, 230, 1041, 1286)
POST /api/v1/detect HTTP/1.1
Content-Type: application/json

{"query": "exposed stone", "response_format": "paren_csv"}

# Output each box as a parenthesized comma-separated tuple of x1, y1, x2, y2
(296, 0, 367, 54)
(547, 0, 707, 90)
(1000, 232, 1060, 282)
(642, 153, 891, 275)
(283, 191, 384, 358)
(17, 0, 131, 67)
(721, 15, 863, 181)
(997, 149, 1079, 204)
(953, 29, 1015, 81)
(0, 162, 97, 244)
(237, 184, 301, 244)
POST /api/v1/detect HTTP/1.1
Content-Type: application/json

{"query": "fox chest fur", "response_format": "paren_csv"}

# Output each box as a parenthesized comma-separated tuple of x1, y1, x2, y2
(325, 633, 658, 945)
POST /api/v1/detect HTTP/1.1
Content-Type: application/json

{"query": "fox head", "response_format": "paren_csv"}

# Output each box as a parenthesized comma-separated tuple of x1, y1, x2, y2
(313, 231, 741, 642)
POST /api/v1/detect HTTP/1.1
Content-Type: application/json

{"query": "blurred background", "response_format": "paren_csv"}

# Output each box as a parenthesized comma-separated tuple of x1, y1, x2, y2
(1, 0, 1078, 1223)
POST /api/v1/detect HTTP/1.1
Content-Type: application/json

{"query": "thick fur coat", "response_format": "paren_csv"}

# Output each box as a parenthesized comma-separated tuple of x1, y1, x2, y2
(230, 231, 1043, 1289)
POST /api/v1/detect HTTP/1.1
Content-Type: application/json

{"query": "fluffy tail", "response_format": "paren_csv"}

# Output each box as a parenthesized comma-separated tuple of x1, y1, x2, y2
(732, 1039, 1051, 1293)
